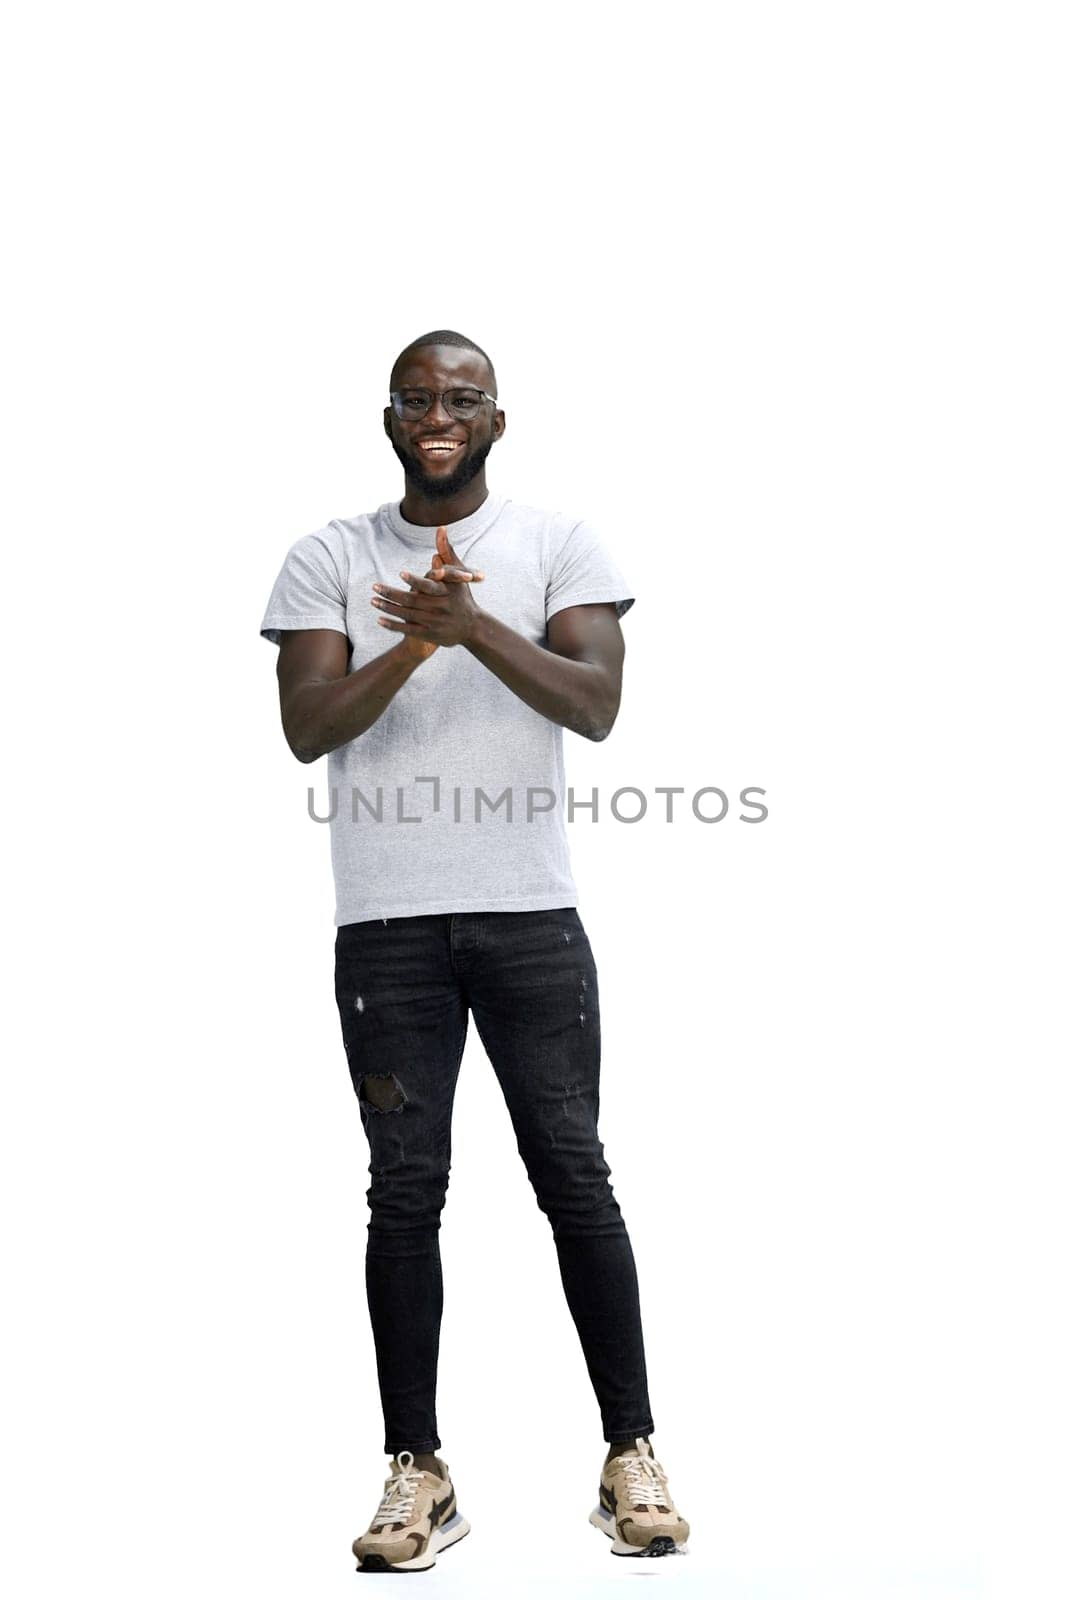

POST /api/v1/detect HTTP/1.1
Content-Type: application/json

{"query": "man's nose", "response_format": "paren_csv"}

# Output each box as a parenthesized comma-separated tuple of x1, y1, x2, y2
(425, 393, 453, 426)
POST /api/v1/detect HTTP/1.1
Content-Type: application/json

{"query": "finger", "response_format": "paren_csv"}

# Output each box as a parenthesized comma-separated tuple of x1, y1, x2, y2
(396, 571, 448, 595)
(377, 615, 430, 637)
(436, 525, 462, 566)
(372, 586, 446, 616)
(372, 595, 423, 619)
(435, 564, 483, 582)
(372, 583, 434, 606)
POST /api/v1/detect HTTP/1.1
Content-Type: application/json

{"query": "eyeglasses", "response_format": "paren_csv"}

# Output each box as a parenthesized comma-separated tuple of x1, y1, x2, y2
(389, 387, 498, 421)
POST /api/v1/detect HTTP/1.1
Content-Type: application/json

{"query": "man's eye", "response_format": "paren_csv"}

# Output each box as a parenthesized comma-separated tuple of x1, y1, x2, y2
(450, 394, 480, 412)
(400, 393, 429, 410)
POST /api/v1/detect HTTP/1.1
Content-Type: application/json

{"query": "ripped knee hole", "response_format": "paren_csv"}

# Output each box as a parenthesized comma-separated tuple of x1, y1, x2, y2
(358, 1073, 407, 1113)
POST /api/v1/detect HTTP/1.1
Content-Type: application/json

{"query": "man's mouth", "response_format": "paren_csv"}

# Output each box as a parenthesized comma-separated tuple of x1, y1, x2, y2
(416, 437, 465, 458)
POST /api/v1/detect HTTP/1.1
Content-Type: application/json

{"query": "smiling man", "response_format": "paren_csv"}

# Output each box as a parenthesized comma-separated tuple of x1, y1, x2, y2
(260, 330, 688, 1572)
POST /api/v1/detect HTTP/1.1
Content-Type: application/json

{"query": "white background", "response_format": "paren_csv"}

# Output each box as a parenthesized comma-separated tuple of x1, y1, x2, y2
(3, 4, 1064, 1598)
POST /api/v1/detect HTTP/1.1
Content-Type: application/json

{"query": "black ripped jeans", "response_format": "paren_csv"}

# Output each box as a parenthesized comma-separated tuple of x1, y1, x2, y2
(333, 907, 655, 1456)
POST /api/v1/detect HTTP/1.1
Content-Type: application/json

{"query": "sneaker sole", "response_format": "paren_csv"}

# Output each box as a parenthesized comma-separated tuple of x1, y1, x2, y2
(355, 1511, 470, 1574)
(588, 1504, 688, 1558)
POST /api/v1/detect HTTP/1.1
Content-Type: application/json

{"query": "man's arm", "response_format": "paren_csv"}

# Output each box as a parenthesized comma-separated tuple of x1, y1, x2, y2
(275, 548, 485, 763)
(466, 603, 624, 742)
(371, 526, 625, 742)
(275, 629, 432, 763)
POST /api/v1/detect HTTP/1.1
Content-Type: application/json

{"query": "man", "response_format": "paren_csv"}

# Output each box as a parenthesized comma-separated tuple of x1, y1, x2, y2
(260, 330, 688, 1571)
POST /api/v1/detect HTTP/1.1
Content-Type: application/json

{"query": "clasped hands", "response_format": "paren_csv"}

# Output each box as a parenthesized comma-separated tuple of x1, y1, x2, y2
(371, 526, 484, 660)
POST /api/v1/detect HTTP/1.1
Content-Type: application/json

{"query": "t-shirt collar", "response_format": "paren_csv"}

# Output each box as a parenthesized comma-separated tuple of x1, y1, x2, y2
(383, 491, 506, 549)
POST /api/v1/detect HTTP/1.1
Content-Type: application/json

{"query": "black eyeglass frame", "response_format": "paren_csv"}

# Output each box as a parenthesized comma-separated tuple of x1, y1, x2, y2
(388, 387, 500, 420)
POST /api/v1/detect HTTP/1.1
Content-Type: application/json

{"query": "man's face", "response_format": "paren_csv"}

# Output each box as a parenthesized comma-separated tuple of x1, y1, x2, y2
(384, 345, 506, 499)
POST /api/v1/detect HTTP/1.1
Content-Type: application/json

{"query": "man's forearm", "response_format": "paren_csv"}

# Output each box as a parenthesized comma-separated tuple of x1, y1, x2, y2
(464, 611, 618, 741)
(285, 643, 427, 762)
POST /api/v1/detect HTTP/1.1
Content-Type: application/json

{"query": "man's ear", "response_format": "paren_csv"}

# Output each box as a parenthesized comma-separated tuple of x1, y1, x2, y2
(492, 407, 506, 441)
(383, 408, 394, 440)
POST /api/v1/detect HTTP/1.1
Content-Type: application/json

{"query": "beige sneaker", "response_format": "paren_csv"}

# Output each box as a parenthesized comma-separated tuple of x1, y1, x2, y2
(589, 1437, 690, 1557)
(352, 1450, 470, 1573)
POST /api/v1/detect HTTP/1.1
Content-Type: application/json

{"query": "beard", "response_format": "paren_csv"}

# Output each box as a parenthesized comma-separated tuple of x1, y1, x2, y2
(390, 433, 495, 500)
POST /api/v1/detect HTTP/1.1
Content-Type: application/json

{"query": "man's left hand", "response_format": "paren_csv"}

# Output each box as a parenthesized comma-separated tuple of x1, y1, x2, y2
(372, 527, 485, 649)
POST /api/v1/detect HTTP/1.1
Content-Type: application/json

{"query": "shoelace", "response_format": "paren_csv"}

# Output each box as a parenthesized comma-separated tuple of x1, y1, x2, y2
(620, 1450, 669, 1508)
(370, 1450, 425, 1528)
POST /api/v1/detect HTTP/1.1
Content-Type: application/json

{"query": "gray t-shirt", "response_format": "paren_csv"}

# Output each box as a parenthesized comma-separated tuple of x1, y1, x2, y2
(260, 492, 634, 925)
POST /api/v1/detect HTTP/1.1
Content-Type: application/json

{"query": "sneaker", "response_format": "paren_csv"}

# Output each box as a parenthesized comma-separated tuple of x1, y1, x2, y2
(352, 1450, 470, 1573)
(589, 1437, 690, 1557)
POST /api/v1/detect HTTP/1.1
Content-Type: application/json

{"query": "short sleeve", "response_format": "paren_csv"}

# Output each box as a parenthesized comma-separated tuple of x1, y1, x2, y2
(545, 520, 635, 623)
(260, 529, 349, 646)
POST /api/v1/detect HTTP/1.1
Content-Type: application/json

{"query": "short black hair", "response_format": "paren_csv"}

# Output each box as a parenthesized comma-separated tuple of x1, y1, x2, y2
(390, 329, 497, 395)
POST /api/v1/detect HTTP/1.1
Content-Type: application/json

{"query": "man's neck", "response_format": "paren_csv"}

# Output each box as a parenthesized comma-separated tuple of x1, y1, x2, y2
(398, 476, 490, 528)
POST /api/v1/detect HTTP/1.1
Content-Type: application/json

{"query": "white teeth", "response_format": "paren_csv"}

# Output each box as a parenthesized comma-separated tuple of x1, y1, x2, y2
(419, 440, 460, 451)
